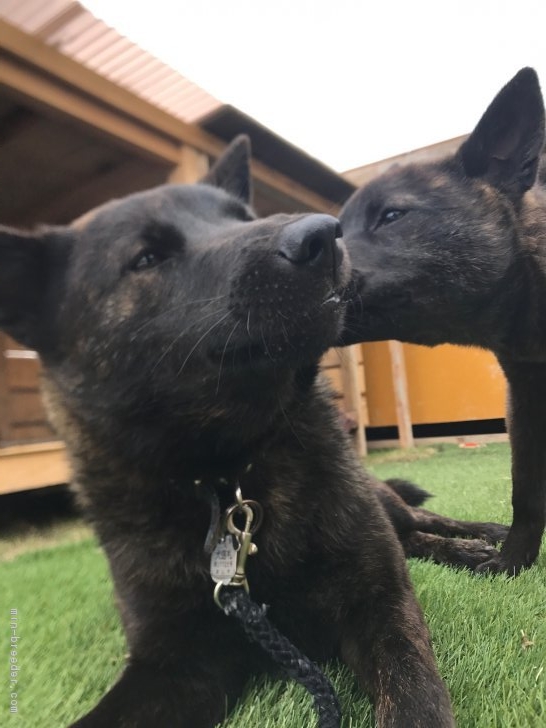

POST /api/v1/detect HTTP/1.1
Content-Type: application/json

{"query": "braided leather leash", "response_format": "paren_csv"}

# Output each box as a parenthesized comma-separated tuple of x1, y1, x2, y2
(217, 588, 341, 728)
(202, 481, 341, 728)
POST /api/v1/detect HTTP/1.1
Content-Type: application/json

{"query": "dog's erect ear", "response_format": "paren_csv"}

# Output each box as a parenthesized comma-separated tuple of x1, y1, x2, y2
(202, 135, 253, 204)
(459, 68, 545, 200)
(0, 226, 58, 349)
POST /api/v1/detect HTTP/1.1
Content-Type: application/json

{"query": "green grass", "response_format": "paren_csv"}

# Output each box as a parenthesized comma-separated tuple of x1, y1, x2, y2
(1, 443, 545, 727)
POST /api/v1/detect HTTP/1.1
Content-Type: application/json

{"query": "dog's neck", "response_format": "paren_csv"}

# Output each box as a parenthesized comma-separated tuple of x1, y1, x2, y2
(438, 189, 546, 360)
(497, 193, 546, 361)
(43, 361, 321, 492)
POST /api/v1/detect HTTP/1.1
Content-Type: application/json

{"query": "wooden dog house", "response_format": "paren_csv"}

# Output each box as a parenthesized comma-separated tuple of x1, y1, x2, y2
(0, 8, 366, 493)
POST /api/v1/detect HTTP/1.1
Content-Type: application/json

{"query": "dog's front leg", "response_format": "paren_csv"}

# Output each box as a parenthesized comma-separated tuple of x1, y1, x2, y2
(477, 358, 546, 574)
(409, 508, 509, 544)
(404, 530, 500, 569)
(340, 592, 455, 728)
(68, 660, 238, 728)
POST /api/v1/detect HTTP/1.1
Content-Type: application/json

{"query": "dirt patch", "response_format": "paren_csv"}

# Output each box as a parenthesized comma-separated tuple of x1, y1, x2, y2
(365, 447, 439, 466)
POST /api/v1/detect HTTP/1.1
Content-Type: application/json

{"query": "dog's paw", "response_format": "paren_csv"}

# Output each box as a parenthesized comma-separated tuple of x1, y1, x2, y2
(474, 554, 527, 576)
(449, 539, 500, 570)
(474, 522, 510, 544)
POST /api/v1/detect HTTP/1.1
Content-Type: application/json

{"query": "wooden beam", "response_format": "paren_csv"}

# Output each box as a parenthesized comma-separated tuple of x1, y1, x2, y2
(0, 19, 215, 152)
(388, 340, 414, 449)
(0, 335, 9, 444)
(0, 55, 182, 164)
(23, 157, 168, 225)
(339, 346, 367, 457)
(168, 145, 209, 184)
(0, 441, 70, 494)
(0, 19, 338, 213)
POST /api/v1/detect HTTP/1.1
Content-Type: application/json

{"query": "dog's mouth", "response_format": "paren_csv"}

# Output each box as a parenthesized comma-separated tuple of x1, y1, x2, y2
(208, 290, 346, 367)
(321, 289, 343, 306)
(342, 274, 412, 312)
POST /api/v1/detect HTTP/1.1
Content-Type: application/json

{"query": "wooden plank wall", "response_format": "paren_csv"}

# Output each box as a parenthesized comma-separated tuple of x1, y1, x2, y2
(0, 335, 54, 445)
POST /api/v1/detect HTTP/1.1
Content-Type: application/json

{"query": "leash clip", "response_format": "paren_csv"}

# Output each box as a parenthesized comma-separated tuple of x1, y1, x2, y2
(212, 487, 262, 608)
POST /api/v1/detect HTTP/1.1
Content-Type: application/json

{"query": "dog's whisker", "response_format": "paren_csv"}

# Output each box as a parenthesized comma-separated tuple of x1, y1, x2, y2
(246, 309, 252, 339)
(132, 296, 226, 337)
(260, 325, 274, 362)
(176, 311, 231, 377)
(185, 295, 227, 305)
(215, 320, 240, 395)
(329, 347, 344, 363)
(151, 308, 226, 371)
(278, 318, 291, 349)
(278, 398, 305, 450)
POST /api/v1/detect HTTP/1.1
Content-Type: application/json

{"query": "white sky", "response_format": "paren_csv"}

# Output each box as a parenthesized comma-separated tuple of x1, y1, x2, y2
(82, 0, 546, 172)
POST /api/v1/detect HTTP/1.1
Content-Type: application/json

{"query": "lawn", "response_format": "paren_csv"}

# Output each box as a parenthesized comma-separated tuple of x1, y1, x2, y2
(1, 443, 544, 727)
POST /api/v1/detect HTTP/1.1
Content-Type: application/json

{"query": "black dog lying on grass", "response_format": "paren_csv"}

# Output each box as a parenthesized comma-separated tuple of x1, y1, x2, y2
(340, 67, 546, 575)
(372, 475, 507, 567)
(0, 138, 454, 726)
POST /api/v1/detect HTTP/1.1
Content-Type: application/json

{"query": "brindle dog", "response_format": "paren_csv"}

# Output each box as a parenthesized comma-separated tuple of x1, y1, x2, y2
(0, 138, 454, 726)
(340, 67, 546, 575)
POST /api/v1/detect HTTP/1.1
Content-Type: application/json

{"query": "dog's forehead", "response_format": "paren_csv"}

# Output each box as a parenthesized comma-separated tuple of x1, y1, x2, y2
(71, 183, 239, 235)
(349, 160, 459, 213)
(378, 162, 453, 197)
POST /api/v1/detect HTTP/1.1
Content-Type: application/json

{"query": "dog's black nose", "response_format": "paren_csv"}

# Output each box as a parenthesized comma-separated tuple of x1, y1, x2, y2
(278, 214, 343, 270)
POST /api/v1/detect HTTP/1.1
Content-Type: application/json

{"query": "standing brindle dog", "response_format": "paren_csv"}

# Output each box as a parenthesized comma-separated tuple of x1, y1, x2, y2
(0, 139, 454, 726)
(340, 67, 546, 575)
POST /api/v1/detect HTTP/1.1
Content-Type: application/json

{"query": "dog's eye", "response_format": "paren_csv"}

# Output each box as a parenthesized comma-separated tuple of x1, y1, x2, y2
(376, 209, 407, 228)
(129, 223, 184, 272)
(131, 250, 165, 271)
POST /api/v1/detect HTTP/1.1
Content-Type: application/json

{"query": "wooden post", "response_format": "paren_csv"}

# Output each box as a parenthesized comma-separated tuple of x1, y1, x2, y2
(339, 345, 367, 457)
(168, 145, 209, 184)
(0, 442, 70, 494)
(0, 334, 10, 445)
(388, 340, 414, 449)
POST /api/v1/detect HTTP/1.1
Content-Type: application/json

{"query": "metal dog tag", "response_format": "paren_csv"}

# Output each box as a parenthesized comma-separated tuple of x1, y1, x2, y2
(210, 536, 238, 584)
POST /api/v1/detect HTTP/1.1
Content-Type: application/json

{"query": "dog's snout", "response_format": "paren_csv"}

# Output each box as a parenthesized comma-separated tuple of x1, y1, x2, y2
(277, 214, 343, 270)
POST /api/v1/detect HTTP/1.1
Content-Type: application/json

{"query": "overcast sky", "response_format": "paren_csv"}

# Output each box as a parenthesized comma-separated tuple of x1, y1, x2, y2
(83, 0, 546, 172)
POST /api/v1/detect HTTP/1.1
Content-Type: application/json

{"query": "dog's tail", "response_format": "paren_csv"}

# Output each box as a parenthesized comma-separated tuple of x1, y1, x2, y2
(385, 478, 431, 506)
